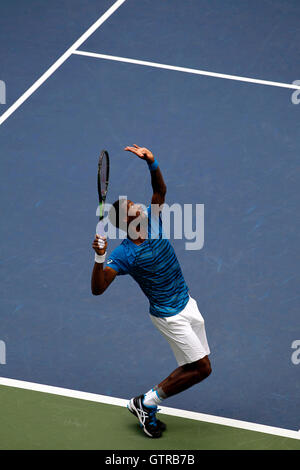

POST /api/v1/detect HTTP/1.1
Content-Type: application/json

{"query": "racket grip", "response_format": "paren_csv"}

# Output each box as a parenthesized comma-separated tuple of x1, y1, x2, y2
(97, 220, 106, 237)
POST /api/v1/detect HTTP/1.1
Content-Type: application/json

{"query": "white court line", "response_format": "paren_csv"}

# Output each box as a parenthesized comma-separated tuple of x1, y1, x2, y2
(0, 0, 127, 127)
(0, 377, 299, 441)
(73, 50, 300, 91)
(1, 6, 300, 127)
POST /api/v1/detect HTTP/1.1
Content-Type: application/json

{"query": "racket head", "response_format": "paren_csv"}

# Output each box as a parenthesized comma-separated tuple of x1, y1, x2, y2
(98, 150, 110, 220)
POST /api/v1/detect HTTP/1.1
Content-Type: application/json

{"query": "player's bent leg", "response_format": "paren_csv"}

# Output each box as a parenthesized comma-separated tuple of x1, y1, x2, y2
(185, 355, 212, 382)
(128, 357, 211, 437)
(157, 355, 212, 398)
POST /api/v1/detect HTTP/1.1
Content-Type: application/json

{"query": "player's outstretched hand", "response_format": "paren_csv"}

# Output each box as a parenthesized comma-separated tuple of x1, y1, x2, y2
(92, 234, 107, 256)
(124, 144, 155, 164)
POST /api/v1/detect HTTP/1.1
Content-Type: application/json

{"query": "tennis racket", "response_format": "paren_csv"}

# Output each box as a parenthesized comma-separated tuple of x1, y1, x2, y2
(97, 149, 110, 235)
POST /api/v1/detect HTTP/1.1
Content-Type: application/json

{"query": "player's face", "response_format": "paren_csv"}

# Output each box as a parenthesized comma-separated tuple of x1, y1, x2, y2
(123, 200, 148, 238)
(127, 200, 144, 221)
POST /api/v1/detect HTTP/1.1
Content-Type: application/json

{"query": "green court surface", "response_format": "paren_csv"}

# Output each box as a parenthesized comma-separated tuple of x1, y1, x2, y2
(0, 385, 299, 450)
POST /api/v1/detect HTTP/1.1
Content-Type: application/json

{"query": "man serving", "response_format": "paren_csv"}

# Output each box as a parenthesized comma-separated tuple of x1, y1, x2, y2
(91, 145, 211, 438)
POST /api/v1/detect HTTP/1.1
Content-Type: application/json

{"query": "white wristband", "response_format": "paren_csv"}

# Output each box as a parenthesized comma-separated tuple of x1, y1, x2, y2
(95, 252, 106, 264)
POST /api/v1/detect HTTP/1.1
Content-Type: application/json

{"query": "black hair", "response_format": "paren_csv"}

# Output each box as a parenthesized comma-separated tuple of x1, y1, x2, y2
(108, 198, 128, 229)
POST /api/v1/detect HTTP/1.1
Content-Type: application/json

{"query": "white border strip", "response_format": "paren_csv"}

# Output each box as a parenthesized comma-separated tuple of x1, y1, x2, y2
(73, 50, 300, 91)
(0, 0, 127, 126)
(0, 377, 299, 441)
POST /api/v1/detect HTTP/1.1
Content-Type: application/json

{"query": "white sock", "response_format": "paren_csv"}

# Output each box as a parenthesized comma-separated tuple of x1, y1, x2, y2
(143, 388, 165, 408)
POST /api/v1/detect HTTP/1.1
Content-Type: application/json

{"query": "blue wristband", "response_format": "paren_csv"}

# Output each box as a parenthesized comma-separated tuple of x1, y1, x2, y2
(147, 159, 159, 171)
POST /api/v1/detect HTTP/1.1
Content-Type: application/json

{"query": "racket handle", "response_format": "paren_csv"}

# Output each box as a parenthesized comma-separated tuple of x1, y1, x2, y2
(97, 220, 106, 237)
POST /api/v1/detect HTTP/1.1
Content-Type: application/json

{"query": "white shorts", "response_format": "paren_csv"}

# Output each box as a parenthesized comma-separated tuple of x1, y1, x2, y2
(150, 297, 210, 366)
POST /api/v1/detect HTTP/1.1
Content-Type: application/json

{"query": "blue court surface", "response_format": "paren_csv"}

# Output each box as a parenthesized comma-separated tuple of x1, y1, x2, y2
(0, 0, 300, 437)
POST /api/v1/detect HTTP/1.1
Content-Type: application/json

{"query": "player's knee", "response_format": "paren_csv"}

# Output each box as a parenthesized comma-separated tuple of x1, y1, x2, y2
(202, 362, 212, 378)
(195, 358, 212, 381)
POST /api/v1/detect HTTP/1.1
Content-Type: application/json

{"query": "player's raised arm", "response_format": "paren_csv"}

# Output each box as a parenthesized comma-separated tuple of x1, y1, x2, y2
(91, 235, 117, 295)
(124, 145, 167, 206)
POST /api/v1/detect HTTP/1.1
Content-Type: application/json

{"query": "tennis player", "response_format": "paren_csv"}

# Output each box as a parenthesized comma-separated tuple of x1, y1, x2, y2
(91, 145, 211, 438)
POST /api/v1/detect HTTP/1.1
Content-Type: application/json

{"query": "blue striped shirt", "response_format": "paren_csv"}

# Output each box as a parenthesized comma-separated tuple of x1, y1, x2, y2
(107, 206, 189, 318)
